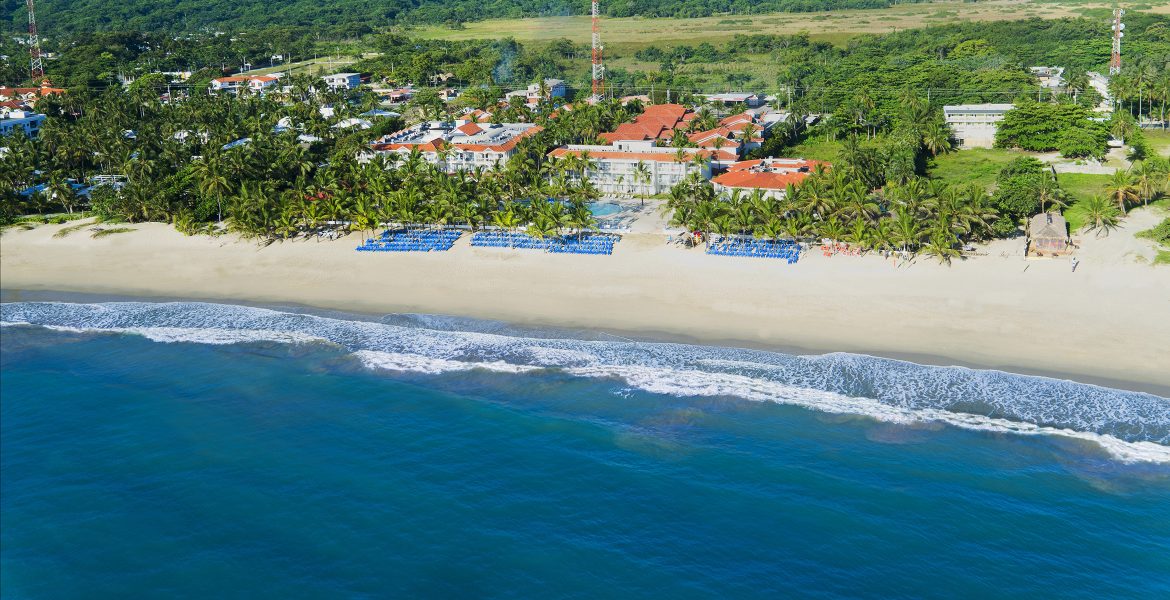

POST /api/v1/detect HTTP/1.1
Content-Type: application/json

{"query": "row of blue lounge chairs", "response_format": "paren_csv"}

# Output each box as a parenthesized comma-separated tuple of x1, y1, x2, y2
(470, 232, 618, 255)
(707, 238, 801, 264)
(356, 229, 463, 252)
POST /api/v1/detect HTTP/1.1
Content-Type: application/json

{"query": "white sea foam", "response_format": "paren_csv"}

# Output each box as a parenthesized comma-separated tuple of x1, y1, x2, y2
(564, 364, 1170, 464)
(4, 322, 329, 346)
(4, 300, 1168, 463)
(354, 350, 541, 375)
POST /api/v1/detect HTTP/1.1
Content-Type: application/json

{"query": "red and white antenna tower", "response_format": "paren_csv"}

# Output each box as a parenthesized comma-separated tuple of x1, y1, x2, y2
(1109, 8, 1124, 76)
(591, 0, 604, 101)
(27, 0, 44, 80)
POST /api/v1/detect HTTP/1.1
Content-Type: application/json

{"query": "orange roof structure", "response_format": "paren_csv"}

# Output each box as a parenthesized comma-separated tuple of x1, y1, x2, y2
(599, 103, 697, 143)
(712, 158, 827, 190)
(549, 147, 737, 163)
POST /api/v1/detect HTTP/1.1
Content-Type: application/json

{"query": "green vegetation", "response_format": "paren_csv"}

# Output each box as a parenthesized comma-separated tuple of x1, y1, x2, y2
(4, 0, 1085, 35)
(995, 101, 1108, 158)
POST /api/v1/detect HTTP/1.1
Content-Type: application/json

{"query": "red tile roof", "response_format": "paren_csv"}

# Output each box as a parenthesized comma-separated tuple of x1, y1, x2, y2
(712, 158, 828, 190)
(549, 147, 736, 163)
(456, 122, 483, 135)
(599, 103, 696, 143)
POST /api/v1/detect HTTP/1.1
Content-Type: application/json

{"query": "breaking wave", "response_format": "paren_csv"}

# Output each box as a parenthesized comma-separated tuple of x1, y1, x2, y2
(3, 301, 1168, 463)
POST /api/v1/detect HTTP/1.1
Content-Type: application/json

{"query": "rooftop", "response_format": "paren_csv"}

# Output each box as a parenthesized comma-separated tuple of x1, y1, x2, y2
(371, 120, 540, 153)
(712, 158, 826, 190)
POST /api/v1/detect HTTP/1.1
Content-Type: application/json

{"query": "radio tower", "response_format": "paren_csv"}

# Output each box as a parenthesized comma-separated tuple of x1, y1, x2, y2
(1109, 8, 1124, 76)
(27, 0, 44, 80)
(591, 0, 604, 101)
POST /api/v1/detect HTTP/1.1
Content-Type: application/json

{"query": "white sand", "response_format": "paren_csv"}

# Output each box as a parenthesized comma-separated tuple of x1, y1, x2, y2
(3, 210, 1169, 393)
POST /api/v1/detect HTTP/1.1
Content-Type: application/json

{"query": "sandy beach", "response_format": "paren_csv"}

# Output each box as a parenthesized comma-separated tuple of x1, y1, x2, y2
(3, 208, 1169, 395)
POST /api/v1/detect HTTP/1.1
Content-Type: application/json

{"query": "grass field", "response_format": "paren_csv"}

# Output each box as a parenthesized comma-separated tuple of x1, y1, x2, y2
(408, 0, 1168, 50)
(406, 0, 1168, 93)
(1145, 130, 1170, 157)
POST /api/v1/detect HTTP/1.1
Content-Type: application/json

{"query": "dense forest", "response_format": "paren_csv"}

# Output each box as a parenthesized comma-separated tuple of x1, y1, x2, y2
(3, 0, 928, 34)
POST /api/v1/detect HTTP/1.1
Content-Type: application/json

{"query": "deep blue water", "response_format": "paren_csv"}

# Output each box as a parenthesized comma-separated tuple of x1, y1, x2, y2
(2, 301, 1169, 597)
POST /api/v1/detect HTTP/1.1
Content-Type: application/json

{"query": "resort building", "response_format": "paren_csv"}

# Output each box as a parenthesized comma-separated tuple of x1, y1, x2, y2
(1027, 212, 1071, 257)
(370, 120, 542, 172)
(322, 72, 361, 90)
(549, 144, 732, 195)
(710, 158, 825, 200)
(0, 109, 46, 138)
(943, 103, 1014, 149)
(600, 103, 697, 144)
(0, 82, 66, 106)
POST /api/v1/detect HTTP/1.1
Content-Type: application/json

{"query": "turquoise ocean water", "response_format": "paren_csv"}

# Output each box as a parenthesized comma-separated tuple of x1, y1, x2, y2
(2, 300, 1169, 597)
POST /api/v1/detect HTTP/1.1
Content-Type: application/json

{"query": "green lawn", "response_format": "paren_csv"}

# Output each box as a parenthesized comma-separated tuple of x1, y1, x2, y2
(1145, 129, 1170, 158)
(776, 135, 844, 162)
(928, 148, 1022, 189)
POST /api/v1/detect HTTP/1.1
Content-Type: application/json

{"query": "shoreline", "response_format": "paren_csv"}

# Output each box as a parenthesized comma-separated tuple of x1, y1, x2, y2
(3, 288, 1166, 396)
(2, 220, 1169, 396)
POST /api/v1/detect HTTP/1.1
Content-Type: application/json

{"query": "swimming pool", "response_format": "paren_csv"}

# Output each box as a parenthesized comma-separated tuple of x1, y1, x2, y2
(588, 201, 625, 217)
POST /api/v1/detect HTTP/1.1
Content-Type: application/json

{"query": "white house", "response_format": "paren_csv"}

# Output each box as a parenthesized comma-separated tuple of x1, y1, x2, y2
(943, 103, 1014, 148)
(704, 92, 766, 109)
(505, 79, 567, 105)
(322, 72, 361, 90)
(0, 109, 46, 138)
(210, 74, 281, 94)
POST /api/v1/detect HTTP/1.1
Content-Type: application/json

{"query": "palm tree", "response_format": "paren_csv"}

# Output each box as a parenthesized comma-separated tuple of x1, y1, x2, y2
(1080, 195, 1121, 237)
(633, 160, 652, 206)
(193, 153, 231, 224)
(1104, 169, 1140, 214)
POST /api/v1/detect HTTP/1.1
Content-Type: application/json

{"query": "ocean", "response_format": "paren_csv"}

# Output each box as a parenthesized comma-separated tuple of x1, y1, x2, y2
(2, 300, 1169, 597)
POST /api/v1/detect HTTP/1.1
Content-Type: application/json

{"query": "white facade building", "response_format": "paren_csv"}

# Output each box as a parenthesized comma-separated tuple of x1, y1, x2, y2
(943, 103, 1014, 149)
(0, 109, 46, 138)
(549, 141, 727, 195)
(322, 72, 361, 90)
(370, 120, 542, 172)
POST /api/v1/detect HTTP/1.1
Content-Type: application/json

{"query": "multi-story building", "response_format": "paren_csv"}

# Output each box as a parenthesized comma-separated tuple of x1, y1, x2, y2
(369, 120, 542, 172)
(943, 103, 1014, 149)
(549, 142, 733, 195)
(322, 72, 361, 90)
(710, 158, 825, 200)
(0, 109, 47, 138)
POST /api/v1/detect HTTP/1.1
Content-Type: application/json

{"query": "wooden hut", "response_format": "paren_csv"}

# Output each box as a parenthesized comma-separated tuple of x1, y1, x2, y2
(1027, 212, 1070, 256)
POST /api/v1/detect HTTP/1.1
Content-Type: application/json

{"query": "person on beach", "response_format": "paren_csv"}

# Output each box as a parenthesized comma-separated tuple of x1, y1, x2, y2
(1071, 257, 1079, 272)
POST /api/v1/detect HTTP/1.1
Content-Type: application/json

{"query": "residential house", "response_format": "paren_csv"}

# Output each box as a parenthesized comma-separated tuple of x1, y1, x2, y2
(505, 79, 567, 105)
(704, 92, 766, 109)
(1029, 67, 1064, 89)
(209, 74, 281, 94)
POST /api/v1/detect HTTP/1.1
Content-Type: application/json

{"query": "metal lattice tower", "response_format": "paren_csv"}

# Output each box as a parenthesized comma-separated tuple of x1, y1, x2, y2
(591, 0, 604, 100)
(1109, 8, 1124, 76)
(27, 0, 44, 80)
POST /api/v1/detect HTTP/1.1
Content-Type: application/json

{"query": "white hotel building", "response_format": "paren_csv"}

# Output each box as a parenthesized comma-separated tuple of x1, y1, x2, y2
(369, 120, 542, 172)
(943, 103, 1014, 149)
(549, 140, 733, 196)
